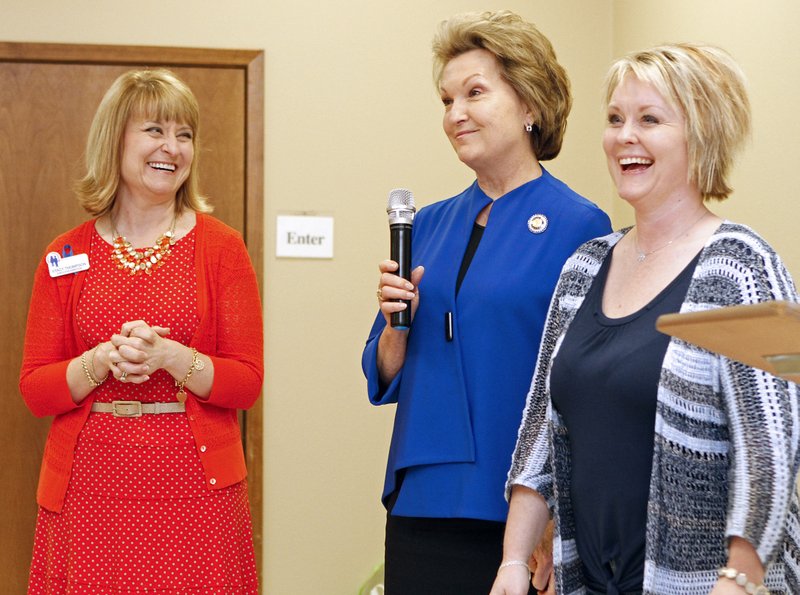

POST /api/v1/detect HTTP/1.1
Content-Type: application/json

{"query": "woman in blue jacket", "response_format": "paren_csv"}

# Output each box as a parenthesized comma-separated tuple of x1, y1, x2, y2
(362, 10, 611, 594)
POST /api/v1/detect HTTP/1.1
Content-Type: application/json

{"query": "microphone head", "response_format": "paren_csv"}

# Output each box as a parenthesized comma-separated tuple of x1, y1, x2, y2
(387, 188, 416, 225)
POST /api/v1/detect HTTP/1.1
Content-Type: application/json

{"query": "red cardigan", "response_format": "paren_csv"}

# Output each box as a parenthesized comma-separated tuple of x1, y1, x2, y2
(19, 214, 264, 512)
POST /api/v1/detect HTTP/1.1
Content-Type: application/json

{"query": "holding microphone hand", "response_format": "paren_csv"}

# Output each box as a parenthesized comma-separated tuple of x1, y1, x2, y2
(377, 260, 424, 327)
(375, 187, 419, 385)
(375, 261, 424, 386)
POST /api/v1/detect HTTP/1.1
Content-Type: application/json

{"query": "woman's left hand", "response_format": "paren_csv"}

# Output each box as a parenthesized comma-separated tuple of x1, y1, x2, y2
(530, 521, 555, 594)
(530, 556, 554, 594)
(709, 578, 752, 595)
(108, 320, 172, 383)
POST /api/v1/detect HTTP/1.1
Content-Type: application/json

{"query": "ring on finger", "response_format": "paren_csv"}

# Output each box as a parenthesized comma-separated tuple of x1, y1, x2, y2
(120, 371, 128, 382)
(376, 288, 383, 301)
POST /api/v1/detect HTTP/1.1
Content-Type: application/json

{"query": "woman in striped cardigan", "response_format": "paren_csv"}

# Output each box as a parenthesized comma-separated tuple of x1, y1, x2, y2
(491, 44, 800, 595)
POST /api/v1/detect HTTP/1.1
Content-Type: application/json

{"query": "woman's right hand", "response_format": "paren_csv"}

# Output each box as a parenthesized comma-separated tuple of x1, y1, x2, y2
(377, 260, 424, 326)
(489, 565, 534, 595)
(490, 487, 553, 595)
(375, 261, 424, 386)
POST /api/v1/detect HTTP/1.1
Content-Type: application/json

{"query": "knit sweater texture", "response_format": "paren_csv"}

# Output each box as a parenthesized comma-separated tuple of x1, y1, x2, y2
(507, 222, 800, 594)
(19, 214, 263, 512)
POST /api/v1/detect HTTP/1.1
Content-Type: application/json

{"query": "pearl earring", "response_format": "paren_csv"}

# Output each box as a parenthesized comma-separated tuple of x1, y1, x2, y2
(525, 123, 533, 132)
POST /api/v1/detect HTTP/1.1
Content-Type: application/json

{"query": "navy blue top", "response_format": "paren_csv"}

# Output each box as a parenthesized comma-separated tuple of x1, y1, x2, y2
(550, 250, 700, 592)
(362, 169, 612, 521)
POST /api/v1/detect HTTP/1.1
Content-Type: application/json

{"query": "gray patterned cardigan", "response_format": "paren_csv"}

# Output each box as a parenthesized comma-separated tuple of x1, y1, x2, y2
(507, 223, 800, 594)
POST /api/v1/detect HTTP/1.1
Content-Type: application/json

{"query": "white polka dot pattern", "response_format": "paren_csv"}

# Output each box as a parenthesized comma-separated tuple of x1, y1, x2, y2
(28, 228, 258, 593)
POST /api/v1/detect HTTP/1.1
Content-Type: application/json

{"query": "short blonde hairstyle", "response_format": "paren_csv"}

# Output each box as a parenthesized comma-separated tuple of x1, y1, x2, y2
(76, 68, 211, 216)
(432, 10, 572, 161)
(603, 44, 751, 201)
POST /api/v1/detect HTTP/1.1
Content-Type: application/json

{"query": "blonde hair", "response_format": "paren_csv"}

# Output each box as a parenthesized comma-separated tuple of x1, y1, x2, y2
(432, 10, 571, 161)
(603, 44, 751, 201)
(76, 68, 211, 215)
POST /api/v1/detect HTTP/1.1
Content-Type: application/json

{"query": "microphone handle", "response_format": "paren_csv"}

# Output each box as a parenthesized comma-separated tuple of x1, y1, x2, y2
(390, 223, 413, 329)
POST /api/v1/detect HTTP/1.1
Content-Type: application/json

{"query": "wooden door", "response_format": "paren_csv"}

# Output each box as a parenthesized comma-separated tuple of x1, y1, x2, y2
(0, 42, 264, 593)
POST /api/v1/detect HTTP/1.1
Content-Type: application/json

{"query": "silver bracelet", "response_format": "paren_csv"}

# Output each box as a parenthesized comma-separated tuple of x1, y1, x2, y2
(498, 559, 531, 579)
(717, 567, 770, 595)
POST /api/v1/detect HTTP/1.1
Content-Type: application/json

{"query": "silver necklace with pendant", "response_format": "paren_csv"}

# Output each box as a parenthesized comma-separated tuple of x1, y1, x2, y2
(633, 210, 708, 263)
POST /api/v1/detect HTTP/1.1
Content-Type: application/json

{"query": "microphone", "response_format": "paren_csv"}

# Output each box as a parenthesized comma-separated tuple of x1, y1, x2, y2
(386, 188, 416, 329)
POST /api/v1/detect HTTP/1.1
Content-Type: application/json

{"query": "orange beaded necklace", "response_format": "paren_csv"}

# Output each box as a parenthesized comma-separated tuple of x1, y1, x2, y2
(110, 215, 177, 276)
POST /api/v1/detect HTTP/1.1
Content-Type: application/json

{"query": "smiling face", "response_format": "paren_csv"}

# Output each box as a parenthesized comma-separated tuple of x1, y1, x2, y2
(603, 74, 698, 207)
(118, 116, 194, 204)
(439, 48, 534, 176)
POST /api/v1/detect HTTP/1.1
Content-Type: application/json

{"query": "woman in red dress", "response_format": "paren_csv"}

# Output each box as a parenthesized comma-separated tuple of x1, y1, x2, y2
(19, 68, 263, 594)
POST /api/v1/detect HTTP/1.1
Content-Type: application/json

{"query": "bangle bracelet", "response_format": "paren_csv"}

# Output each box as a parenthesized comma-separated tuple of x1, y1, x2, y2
(498, 559, 531, 579)
(717, 567, 770, 594)
(175, 347, 204, 403)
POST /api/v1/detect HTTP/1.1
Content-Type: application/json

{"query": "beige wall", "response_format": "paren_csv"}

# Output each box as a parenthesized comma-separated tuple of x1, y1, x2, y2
(3, 1, 798, 593)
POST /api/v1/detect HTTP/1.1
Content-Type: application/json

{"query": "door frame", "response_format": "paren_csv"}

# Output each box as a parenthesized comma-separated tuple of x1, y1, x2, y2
(0, 40, 265, 578)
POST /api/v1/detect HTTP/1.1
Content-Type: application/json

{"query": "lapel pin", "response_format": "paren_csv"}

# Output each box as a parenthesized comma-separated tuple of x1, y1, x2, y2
(527, 214, 548, 234)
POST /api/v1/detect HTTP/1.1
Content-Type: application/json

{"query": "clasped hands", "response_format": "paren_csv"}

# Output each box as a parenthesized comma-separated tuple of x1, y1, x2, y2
(105, 320, 173, 384)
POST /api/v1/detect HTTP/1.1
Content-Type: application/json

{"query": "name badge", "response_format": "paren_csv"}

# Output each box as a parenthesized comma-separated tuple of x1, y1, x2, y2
(47, 250, 90, 277)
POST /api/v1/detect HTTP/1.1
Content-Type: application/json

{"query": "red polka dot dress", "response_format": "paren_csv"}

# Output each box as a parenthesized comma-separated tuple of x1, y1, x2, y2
(28, 227, 258, 594)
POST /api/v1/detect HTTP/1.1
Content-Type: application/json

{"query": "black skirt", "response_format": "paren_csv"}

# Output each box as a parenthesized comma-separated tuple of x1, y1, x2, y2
(385, 512, 534, 595)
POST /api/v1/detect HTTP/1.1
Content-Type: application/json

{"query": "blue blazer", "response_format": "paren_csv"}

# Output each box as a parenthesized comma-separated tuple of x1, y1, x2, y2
(363, 169, 612, 521)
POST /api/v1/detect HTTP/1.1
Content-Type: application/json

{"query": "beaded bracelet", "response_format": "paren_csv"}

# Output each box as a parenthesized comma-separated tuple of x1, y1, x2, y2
(498, 559, 531, 580)
(717, 567, 770, 594)
(80, 350, 102, 388)
(88, 345, 109, 385)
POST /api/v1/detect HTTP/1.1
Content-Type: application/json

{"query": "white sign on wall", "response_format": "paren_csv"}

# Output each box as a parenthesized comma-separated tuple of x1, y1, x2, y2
(276, 215, 334, 259)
